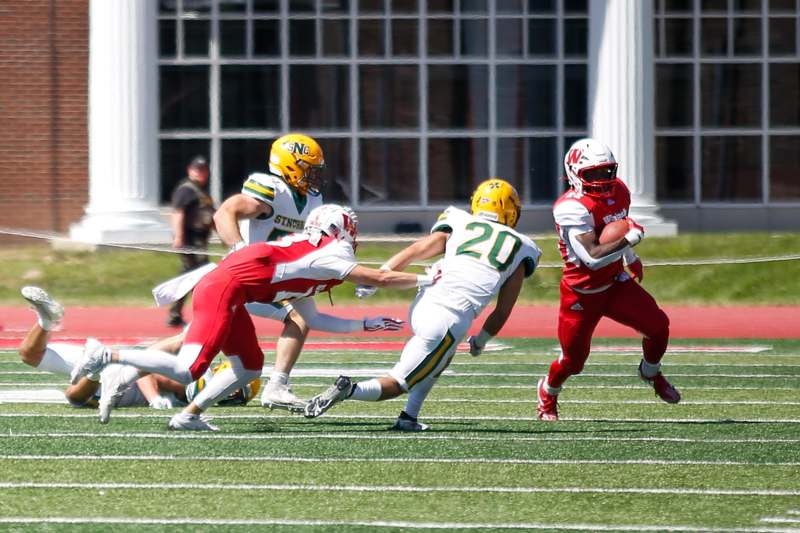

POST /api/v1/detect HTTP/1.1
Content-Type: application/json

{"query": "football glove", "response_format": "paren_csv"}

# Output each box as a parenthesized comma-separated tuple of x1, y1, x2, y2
(627, 258, 644, 282)
(624, 218, 645, 247)
(355, 285, 378, 299)
(149, 395, 176, 410)
(467, 329, 492, 357)
(363, 317, 404, 332)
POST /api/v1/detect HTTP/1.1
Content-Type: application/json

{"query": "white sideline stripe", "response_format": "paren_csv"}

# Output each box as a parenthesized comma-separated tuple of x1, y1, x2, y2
(763, 518, 800, 524)
(2, 431, 800, 444)
(2, 454, 798, 467)
(3, 389, 800, 406)
(1, 384, 799, 393)
(1, 481, 798, 497)
(0, 518, 796, 533)
(1, 412, 799, 423)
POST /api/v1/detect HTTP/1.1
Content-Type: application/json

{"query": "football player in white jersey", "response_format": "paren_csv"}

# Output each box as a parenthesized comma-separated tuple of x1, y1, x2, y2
(17, 287, 186, 409)
(212, 134, 401, 412)
(304, 179, 541, 431)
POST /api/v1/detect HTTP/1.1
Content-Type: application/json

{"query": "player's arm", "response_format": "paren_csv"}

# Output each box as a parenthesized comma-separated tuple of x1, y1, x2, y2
(213, 193, 273, 247)
(467, 264, 526, 356)
(346, 265, 436, 290)
(171, 209, 185, 248)
(383, 231, 449, 271)
(292, 298, 402, 333)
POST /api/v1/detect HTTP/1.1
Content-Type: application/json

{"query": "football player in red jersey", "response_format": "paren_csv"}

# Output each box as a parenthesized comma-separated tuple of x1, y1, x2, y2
(71, 205, 438, 431)
(536, 138, 680, 421)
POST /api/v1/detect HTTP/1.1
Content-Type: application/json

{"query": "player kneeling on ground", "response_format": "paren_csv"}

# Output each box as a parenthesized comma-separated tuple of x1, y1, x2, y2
(303, 179, 541, 431)
(71, 204, 432, 431)
(536, 138, 680, 422)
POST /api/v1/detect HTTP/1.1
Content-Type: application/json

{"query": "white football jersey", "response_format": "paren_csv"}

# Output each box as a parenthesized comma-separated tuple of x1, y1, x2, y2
(421, 207, 540, 316)
(239, 172, 323, 244)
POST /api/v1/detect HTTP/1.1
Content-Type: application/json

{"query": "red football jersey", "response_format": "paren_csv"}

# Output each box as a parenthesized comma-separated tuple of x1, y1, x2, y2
(553, 179, 631, 289)
(217, 234, 357, 304)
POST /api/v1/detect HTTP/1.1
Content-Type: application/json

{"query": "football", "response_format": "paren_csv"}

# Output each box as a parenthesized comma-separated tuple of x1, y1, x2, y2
(599, 219, 629, 244)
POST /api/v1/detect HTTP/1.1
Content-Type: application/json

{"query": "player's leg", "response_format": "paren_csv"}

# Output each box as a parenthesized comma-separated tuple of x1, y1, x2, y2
(18, 286, 64, 368)
(170, 306, 263, 431)
(605, 280, 679, 403)
(99, 276, 239, 422)
(252, 302, 308, 411)
(538, 281, 605, 421)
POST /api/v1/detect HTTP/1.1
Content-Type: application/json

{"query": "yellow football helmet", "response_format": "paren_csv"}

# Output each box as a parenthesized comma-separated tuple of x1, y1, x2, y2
(470, 178, 521, 228)
(184, 360, 262, 406)
(268, 133, 325, 195)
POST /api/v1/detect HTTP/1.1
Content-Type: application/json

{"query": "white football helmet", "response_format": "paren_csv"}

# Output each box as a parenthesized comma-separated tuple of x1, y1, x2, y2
(564, 138, 619, 197)
(304, 204, 359, 248)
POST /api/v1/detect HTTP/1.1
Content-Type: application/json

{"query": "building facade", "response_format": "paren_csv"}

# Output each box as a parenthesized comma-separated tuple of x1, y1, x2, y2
(1, 0, 798, 241)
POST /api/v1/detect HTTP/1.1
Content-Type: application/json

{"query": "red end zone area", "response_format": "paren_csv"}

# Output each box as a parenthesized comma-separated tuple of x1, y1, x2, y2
(1, 304, 798, 348)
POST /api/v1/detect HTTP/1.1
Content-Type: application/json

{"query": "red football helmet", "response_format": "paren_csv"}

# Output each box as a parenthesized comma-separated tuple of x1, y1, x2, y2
(564, 138, 619, 198)
(304, 204, 359, 248)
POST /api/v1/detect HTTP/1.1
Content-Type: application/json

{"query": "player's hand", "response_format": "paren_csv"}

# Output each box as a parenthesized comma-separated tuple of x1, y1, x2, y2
(363, 317, 404, 332)
(627, 258, 644, 282)
(624, 218, 645, 247)
(355, 285, 378, 299)
(149, 395, 175, 410)
(467, 336, 485, 357)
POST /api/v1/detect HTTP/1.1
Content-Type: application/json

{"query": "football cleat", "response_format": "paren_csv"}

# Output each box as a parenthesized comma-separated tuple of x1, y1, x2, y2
(638, 361, 681, 404)
(391, 411, 429, 432)
(98, 364, 130, 424)
(21, 286, 64, 328)
(70, 338, 111, 385)
(303, 375, 353, 418)
(168, 412, 219, 432)
(536, 378, 559, 421)
(261, 381, 306, 414)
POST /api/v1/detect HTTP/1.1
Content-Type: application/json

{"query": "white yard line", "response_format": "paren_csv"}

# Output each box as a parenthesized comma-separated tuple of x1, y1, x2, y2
(1, 412, 799, 423)
(0, 481, 798, 497)
(2, 389, 799, 406)
(1, 433, 799, 445)
(1, 454, 798, 467)
(0, 517, 796, 532)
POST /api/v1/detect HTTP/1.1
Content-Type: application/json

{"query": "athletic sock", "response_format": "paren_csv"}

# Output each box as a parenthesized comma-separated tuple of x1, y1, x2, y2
(348, 378, 382, 401)
(403, 379, 434, 419)
(269, 371, 289, 386)
(639, 358, 661, 378)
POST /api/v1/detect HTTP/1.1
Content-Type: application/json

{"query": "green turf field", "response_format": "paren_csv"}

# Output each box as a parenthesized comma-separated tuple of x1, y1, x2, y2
(0, 338, 798, 531)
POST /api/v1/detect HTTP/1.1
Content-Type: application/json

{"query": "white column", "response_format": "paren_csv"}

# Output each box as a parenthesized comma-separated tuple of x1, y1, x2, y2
(588, 0, 677, 236)
(70, 0, 171, 244)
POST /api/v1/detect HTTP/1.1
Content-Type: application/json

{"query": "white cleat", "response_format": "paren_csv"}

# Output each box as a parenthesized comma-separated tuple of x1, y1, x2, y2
(168, 412, 219, 431)
(391, 412, 430, 432)
(303, 376, 353, 419)
(21, 286, 64, 328)
(98, 364, 131, 424)
(261, 381, 306, 413)
(70, 338, 111, 385)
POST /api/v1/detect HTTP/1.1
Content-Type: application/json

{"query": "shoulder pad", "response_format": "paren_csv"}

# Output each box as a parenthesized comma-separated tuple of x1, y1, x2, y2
(242, 173, 277, 203)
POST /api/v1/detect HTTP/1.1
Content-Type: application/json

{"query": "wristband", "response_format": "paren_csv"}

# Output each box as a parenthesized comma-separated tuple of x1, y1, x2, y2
(379, 263, 391, 271)
(624, 229, 642, 247)
(415, 274, 433, 287)
(233, 241, 247, 251)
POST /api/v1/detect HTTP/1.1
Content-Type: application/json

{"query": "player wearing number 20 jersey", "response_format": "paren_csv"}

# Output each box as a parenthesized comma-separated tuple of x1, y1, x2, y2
(302, 179, 541, 431)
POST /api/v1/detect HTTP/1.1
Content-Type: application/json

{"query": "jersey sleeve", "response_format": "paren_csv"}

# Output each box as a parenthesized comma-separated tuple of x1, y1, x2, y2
(171, 184, 196, 210)
(430, 206, 459, 234)
(309, 241, 358, 280)
(553, 199, 593, 233)
(241, 173, 277, 204)
(518, 236, 542, 278)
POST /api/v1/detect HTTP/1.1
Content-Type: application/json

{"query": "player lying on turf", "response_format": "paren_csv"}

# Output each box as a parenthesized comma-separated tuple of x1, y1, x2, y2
(71, 204, 434, 431)
(18, 287, 186, 409)
(535, 138, 680, 421)
(302, 179, 541, 431)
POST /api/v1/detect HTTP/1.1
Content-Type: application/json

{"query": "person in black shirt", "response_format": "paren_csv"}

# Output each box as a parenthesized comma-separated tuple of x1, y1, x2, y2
(168, 156, 216, 327)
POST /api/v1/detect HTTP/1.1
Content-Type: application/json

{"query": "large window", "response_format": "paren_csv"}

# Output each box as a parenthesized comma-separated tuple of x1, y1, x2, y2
(158, 0, 588, 207)
(654, 0, 800, 203)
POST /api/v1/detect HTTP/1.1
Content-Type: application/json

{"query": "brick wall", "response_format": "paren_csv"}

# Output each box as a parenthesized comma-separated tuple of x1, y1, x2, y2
(0, 0, 88, 239)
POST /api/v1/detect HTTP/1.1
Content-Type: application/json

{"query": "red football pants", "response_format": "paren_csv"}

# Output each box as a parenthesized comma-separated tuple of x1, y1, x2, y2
(182, 268, 265, 381)
(547, 278, 670, 389)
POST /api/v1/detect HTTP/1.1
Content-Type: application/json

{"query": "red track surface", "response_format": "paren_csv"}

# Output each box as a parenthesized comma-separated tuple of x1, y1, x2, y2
(1, 304, 798, 347)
